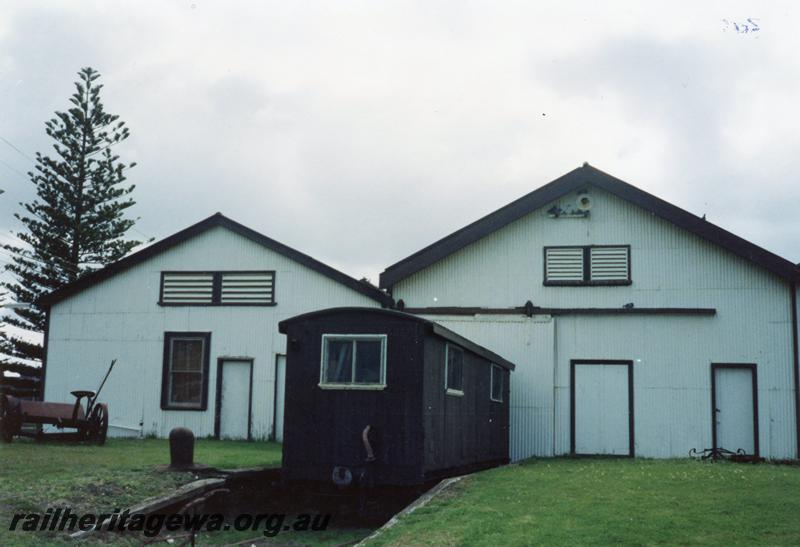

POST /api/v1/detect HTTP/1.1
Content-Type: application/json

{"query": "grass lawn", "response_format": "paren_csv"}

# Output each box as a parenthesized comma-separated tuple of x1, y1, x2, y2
(369, 458, 800, 546)
(0, 438, 282, 546)
(8, 442, 798, 546)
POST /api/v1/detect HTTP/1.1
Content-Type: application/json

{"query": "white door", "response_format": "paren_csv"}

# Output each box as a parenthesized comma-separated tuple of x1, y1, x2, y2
(714, 366, 756, 455)
(218, 360, 251, 440)
(573, 363, 632, 456)
(274, 355, 286, 442)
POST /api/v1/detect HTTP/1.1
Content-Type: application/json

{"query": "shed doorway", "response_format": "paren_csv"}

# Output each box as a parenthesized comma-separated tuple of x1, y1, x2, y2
(570, 360, 634, 457)
(215, 358, 253, 440)
(711, 364, 759, 457)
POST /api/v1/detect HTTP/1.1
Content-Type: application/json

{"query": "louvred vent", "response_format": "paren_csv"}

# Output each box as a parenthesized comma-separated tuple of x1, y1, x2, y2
(220, 272, 275, 304)
(545, 247, 584, 282)
(590, 247, 629, 281)
(161, 273, 214, 304)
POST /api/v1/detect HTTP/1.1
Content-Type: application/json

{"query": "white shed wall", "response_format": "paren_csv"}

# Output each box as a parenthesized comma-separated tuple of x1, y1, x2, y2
(394, 186, 784, 309)
(394, 186, 797, 460)
(45, 225, 379, 439)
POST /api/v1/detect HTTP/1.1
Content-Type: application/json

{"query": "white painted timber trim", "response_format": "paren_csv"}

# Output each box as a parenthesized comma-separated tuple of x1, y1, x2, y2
(317, 383, 387, 390)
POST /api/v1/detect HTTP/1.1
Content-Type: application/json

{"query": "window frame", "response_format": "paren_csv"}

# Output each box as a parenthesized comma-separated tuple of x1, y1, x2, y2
(445, 343, 465, 396)
(158, 270, 277, 307)
(318, 334, 388, 390)
(490, 363, 504, 403)
(160, 331, 212, 411)
(543, 245, 631, 286)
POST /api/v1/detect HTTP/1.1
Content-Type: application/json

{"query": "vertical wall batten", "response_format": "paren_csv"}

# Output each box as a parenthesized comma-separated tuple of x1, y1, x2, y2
(39, 308, 51, 401)
(792, 281, 799, 458)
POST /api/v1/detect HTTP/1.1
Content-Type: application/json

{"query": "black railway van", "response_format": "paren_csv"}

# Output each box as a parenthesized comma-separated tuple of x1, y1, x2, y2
(278, 307, 514, 487)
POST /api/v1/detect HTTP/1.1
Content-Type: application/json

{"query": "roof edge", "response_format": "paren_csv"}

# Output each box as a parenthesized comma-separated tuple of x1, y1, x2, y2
(278, 306, 515, 370)
(39, 213, 391, 307)
(379, 164, 799, 287)
(379, 166, 586, 287)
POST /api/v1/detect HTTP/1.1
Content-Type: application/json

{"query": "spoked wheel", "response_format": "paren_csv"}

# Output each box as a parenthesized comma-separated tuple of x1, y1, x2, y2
(89, 403, 109, 445)
(0, 396, 18, 443)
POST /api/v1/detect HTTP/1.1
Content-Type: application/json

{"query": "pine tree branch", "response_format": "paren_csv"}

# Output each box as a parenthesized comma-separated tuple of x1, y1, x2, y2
(1, 67, 144, 364)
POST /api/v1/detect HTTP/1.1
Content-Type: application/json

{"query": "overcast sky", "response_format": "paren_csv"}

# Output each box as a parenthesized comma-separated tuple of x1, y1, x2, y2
(1, 1, 798, 285)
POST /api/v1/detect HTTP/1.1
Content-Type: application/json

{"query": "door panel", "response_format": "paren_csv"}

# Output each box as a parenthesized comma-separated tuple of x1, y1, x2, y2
(713, 365, 757, 455)
(219, 360, 251, 440)
(573, 362, 632, 456)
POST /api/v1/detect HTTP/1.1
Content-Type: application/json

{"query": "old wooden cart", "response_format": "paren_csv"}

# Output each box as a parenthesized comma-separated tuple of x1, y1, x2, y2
(0, 360, 115, 444)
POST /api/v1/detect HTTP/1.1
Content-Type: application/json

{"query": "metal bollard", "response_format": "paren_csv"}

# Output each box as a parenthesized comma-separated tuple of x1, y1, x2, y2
(169, 427, 195, 469)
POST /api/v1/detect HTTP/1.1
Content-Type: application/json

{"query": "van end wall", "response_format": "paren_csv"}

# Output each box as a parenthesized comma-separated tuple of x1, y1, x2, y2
(281, 314, 427, 485)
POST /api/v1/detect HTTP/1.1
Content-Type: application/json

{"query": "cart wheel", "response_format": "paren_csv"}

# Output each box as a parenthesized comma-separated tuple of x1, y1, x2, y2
(90, 404, 109, 445)
(0, 396, 17, 443)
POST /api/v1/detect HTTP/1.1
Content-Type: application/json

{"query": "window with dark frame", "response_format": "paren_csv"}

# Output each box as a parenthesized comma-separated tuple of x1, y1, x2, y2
(160, 271, 275, 306)
(544, 245, 630, 285)
(445, 344, 464, 394)
(320, 335, 387, 388)
(490, 364, 503, 402)
(161, 332, 210, 410)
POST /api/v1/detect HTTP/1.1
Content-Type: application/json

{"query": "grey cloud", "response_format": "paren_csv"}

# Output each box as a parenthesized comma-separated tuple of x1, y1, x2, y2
(536, 34, 800, 260)
(1, 2, 798, 288)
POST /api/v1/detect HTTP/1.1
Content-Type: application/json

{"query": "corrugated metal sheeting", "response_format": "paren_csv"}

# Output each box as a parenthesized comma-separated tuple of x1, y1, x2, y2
(46, 225, 380, 439)
(395, 186, 797, 460)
